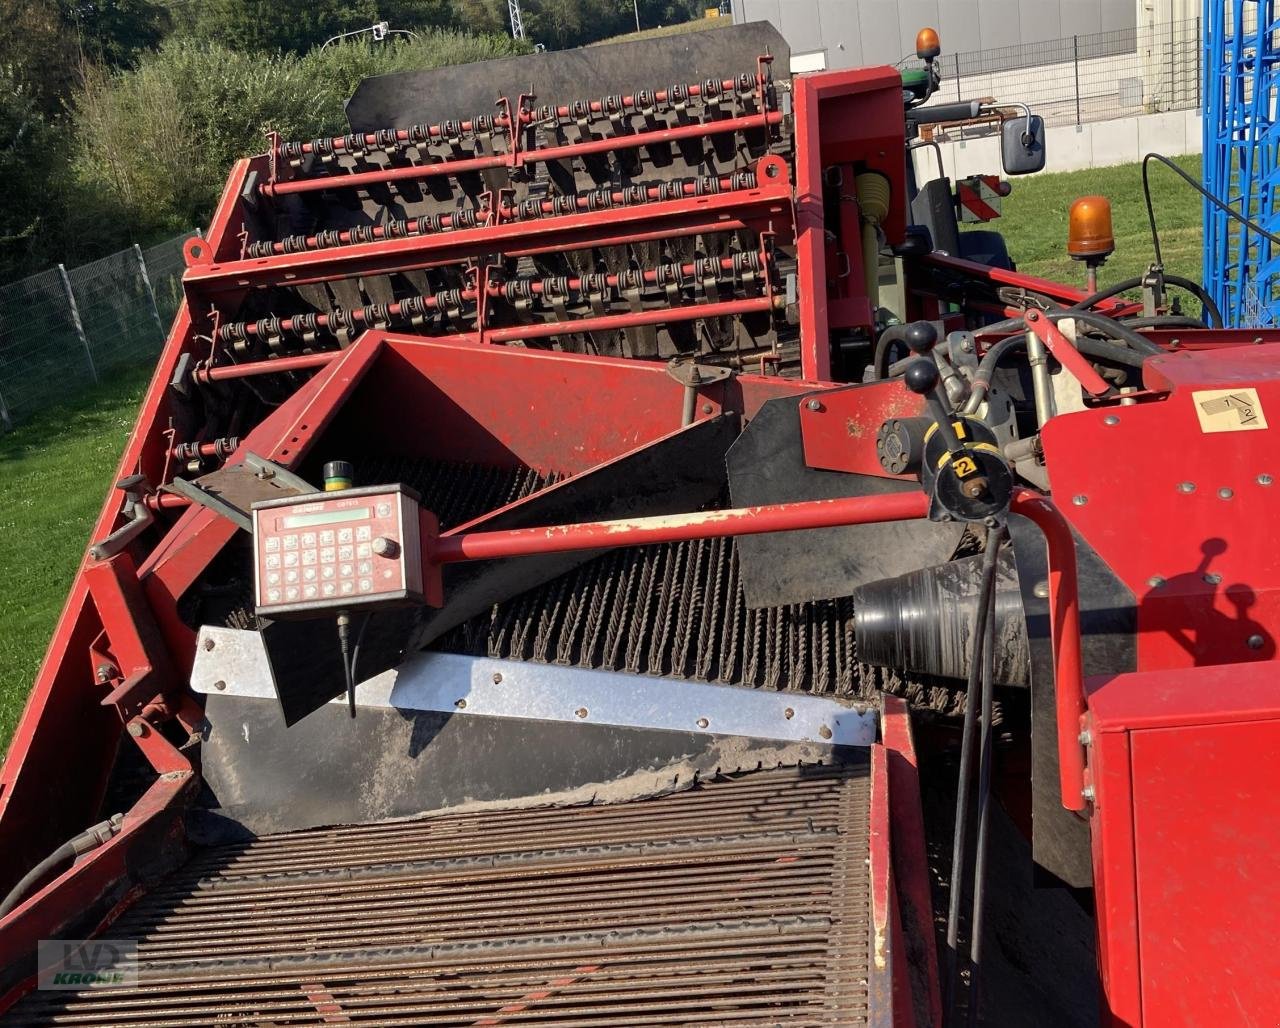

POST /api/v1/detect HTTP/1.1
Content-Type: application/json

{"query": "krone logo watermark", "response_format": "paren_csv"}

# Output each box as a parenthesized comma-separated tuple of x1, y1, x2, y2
(37, 939, 138, 990)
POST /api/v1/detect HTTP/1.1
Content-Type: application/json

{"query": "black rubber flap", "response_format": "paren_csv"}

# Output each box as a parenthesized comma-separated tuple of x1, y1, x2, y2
(346, 23, 790, 132)
(728, 394, 964, 608)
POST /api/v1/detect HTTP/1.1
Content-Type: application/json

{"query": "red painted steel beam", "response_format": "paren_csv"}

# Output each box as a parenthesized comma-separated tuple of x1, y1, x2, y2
(432, 491, 932, 562)
(880, 695, 943, 1027)
(1009, 490, 1086, 812)
(920, 251, 1132, 313)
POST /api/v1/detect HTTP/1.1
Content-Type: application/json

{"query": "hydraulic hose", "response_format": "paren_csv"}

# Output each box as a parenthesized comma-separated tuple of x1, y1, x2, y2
(872, 324, 914, 380)
(0, 815, 123, 919)
(1069, 273, 1224, 328)
(943, 532, 1003, 1021)
(1044, 309, 1164, 356)
(966, 535, 1003, 1027)
(1120, 315, 1207, 331)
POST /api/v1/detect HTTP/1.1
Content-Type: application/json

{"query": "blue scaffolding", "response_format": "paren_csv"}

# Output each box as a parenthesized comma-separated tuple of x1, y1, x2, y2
(1203, 1, 1280, 325)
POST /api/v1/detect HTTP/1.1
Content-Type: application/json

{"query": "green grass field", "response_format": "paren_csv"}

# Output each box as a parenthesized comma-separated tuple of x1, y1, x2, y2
(0, 367, 152, 751)
(971, 154, 1204, 305)
(0, 156, 1206, 753)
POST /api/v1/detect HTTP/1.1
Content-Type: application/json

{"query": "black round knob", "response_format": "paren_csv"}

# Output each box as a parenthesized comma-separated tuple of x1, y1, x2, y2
(904, 321, 938, 354)
(904, 358, 939, 395)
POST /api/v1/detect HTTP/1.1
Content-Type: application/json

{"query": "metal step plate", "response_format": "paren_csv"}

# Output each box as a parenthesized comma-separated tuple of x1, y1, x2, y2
(10, 764, 874, 1026)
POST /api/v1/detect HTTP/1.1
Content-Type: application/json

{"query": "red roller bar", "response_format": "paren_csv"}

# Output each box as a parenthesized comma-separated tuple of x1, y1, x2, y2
(527, 111, 781, 166)
(193, 351, 337, 384)
(501, 172, 759, 221)
(278, 114, 512, 162)
(428, 487, 1086, 811)
(248, 209, 483, 258)
(485, 295, 778, 344)
(217, 291, 476, 344)
(532, 74, 759, 122)
(492, 254, 754, 299)
(185, 173, 793, 294)
(252, 172, 758, 259)
(260, 111, 783, 199)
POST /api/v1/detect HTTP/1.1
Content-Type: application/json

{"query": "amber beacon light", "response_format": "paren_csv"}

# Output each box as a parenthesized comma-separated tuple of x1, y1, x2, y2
(1067, 195, 1115, 261)
(916, 27, 941, 61)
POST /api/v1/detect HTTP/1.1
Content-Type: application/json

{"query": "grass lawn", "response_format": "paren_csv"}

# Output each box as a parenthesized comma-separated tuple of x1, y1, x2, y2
(978, 153, 1204, 307)
(0, 155, 1208, 754)
(591, 15, 727, 45)
(0, 366, 151, 751)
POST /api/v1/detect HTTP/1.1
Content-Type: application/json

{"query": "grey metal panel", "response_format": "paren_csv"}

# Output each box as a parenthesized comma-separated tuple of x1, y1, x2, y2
(816, 0, 863, 70)
(856, 0, 905, 68)
(1019, 0, 1061, 41)
(1098, 0, 1133, 32)
(779, 0, 824, 52)
(939, 0, 984, 55)
(975, 0, 1024, 51)
(1057, 0, 1102, 37)
(737, 0, 783, 34)
(897, 0, 943, 56)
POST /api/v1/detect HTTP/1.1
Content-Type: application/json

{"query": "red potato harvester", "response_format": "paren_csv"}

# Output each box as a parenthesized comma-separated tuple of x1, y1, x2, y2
(0, 22, 1277, 1027)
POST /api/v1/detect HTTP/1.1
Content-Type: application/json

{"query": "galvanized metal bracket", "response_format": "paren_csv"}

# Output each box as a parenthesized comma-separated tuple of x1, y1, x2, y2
(191, 626, 878, 747)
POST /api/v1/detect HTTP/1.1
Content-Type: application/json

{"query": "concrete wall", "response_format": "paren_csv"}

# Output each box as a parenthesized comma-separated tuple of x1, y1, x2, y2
(912, 108, 1202, 182)
(730, 0, 1138, 73)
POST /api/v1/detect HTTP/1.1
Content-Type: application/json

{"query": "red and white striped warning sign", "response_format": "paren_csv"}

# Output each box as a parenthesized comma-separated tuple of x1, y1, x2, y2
(957, 176, 1009, 223)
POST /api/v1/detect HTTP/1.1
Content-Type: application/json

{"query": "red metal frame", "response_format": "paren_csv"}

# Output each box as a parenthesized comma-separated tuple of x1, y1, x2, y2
(791, 66, 911, 380)
(1085, 662, 1280, 1026)
(9, 44, 1280, 1026)
(1041, 344, 1280, 674)
(881, 695, 942, 1028)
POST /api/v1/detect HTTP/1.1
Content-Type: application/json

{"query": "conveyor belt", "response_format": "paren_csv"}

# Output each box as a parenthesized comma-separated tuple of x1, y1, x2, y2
(10, 764, 874, 1026)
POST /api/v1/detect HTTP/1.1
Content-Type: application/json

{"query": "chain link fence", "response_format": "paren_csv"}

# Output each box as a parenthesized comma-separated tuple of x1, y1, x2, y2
(0, 233, 196, 430)
(935, 17, 1203, 128)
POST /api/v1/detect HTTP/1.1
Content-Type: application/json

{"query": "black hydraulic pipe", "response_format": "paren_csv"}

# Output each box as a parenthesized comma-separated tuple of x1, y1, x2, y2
(0, 815, 122, 918)
(943, 533, 1003, 1022)
(1044, 308, 1164, 356)
(1069, 273, 1224, 328)
(1120, 315, 1208, 330)
(873, 324, 913, 380)
(967, 536, 1002, 1027)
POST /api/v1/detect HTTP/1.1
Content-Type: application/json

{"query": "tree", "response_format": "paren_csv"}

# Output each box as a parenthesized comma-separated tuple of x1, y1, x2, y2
(0, 69, 62, 279)
(190, 0, 383, 54)
(65, 0, 171, 68)
(0, 0, 78, 115)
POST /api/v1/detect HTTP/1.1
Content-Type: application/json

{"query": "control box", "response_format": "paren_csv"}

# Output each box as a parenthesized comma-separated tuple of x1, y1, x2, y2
(252, 484, 427, 617)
